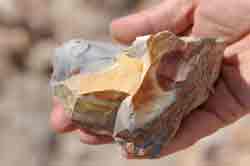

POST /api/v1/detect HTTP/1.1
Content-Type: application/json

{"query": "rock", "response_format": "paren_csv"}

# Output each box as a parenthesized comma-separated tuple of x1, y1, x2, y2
(52, 31, 225, 158)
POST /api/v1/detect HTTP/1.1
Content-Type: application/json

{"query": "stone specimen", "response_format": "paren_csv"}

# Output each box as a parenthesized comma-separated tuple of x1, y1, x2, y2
(51, 31, 225, 158)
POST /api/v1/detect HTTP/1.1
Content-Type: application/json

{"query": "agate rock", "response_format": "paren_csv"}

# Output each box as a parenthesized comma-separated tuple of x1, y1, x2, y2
(51, 31, 225, 158)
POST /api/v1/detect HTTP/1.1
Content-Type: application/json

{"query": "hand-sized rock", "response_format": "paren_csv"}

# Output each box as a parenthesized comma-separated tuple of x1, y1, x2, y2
(51, 31, 225, 158)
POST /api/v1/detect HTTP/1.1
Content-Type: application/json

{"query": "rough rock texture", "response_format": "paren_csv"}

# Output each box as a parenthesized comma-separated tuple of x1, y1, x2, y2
(116, 32, 225, 158)
(52, 31, 225, 158)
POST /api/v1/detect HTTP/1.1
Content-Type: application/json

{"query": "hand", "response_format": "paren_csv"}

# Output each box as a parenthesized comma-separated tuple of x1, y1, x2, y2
(50, 0, 250, 158)
(110, 0, 250, 158)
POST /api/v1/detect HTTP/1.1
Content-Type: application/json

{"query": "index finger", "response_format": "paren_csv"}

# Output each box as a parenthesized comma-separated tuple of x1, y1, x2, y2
(110, 0, 195, 44)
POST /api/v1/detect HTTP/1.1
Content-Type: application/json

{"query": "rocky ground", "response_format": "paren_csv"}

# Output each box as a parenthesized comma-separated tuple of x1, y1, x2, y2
(0, 0, 249, 166)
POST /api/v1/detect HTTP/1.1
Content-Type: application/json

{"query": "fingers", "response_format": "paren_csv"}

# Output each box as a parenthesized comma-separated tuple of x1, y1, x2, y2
(79, 128, 114, 145)
(50, 98, 77, 133)
(111, 0, 195, 44)
(224, 33, 250, 64)
(222, 50, 250, 109)
(191, 0, 250, 43)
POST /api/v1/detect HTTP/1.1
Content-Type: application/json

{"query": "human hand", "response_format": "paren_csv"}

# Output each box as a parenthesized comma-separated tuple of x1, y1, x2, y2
(50, 0, 250, 158)
(110, 0, 250, 158)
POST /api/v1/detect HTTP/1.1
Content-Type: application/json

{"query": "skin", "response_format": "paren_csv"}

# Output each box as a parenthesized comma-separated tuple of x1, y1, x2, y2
(51, 0, 250, 159)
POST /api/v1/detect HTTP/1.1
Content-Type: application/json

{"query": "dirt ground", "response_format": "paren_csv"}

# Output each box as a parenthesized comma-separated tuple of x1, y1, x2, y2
(0, 0, 249, 166)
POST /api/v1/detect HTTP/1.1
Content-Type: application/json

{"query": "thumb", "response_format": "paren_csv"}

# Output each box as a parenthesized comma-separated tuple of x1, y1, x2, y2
(110, 0, 195, 45)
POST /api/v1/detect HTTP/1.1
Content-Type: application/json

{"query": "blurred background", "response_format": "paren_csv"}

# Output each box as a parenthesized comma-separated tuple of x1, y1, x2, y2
(0, 0, 249, 166)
